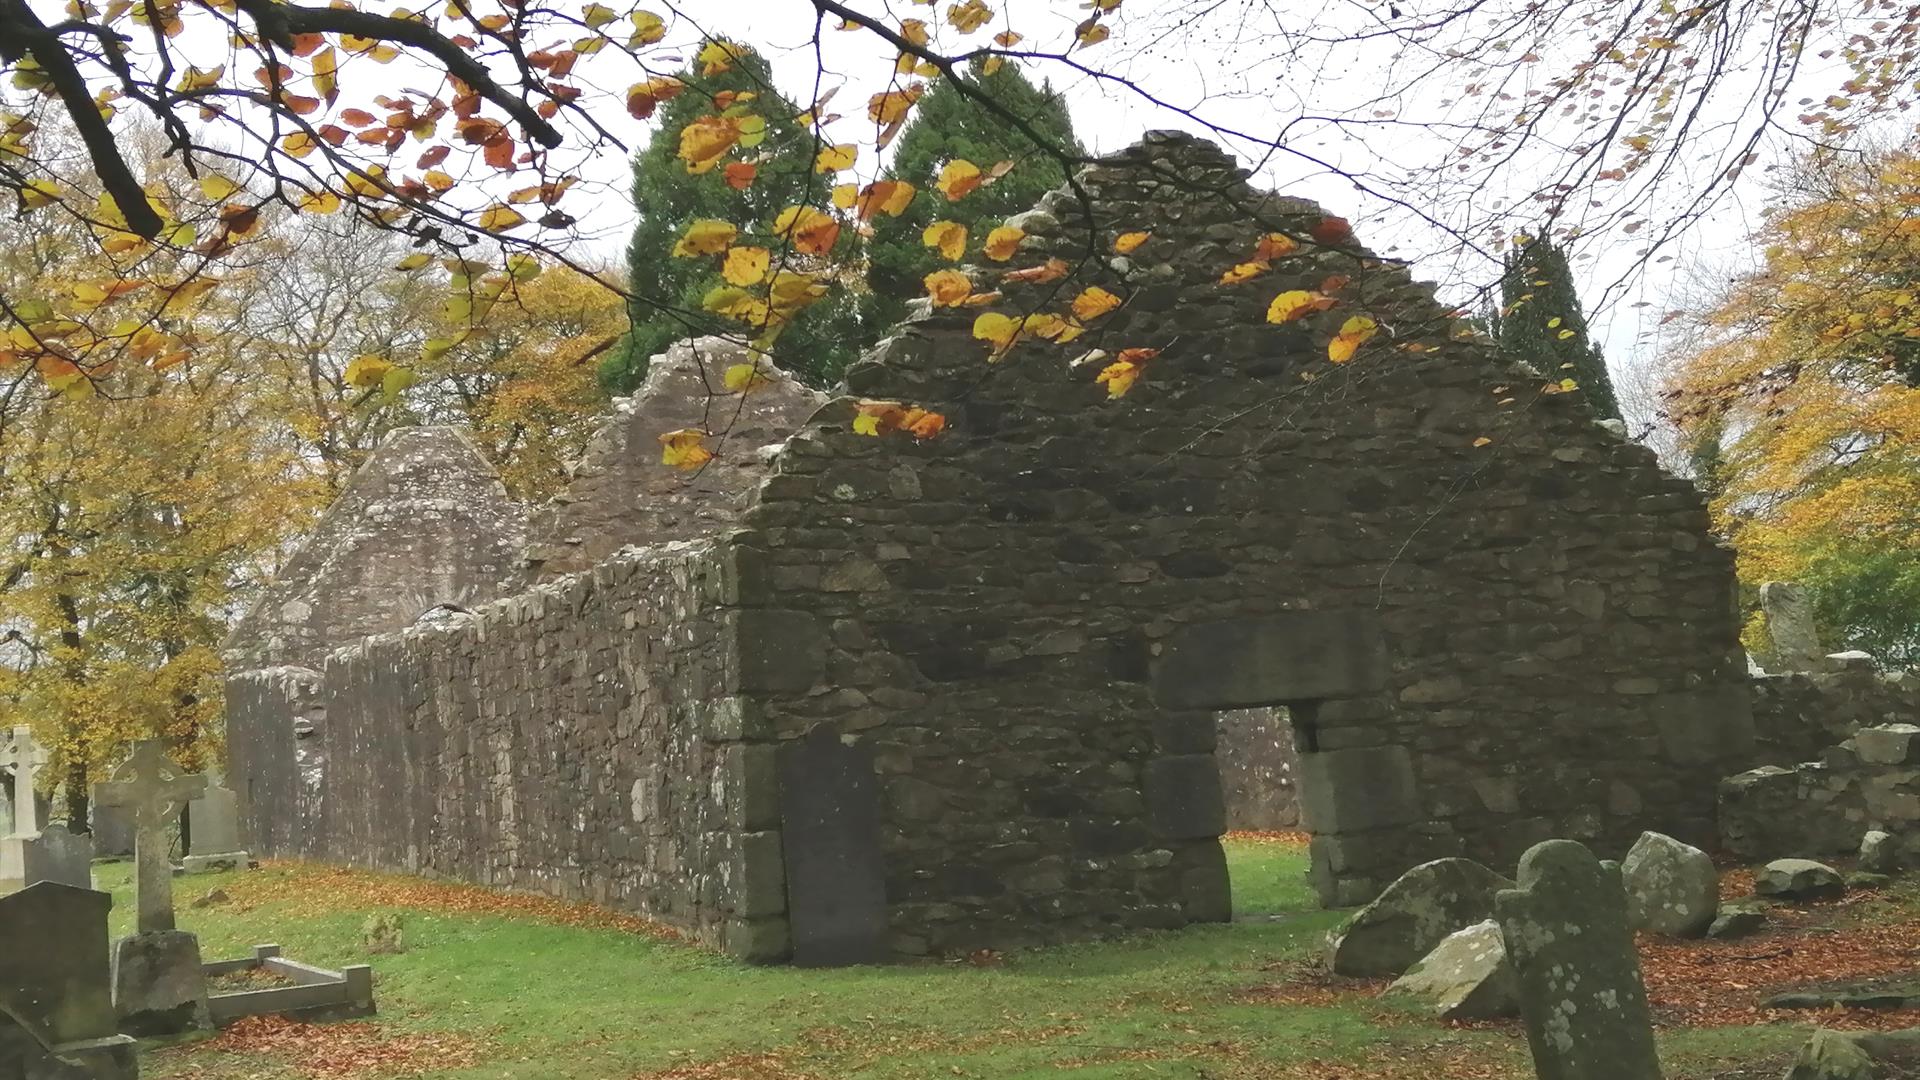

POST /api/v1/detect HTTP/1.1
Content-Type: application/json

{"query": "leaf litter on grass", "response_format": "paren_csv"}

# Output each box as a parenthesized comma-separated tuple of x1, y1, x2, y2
(230, 863, 681, 940)
(161, 1016, 492, 1079)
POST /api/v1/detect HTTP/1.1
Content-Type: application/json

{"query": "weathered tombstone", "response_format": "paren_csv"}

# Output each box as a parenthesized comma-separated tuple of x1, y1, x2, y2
(0, 726, 50, 890)
(1325, 858, 1513, 977)
(0, 882, 138, 1080)
(183, 776, 249, 873)
(93, 739, 212, 1035)
(91, 805, 135, 859)
(17, 822, 94, 890)
(1381, 920, 1520, 1020)
(777, 726, 887, 966)
(1494, 839, 1663, 1080)
(1620, 830, 1718, 937)
(1759, 581, 1830, 673)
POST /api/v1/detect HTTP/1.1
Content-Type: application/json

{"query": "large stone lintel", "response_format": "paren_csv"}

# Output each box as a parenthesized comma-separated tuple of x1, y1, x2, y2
(1153, 611, 1387, 710)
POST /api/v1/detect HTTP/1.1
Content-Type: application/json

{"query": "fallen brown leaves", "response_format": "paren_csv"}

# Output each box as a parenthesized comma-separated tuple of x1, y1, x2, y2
(172, 1015, 490, 1078)
(1225, 829, 1313, 847)
(233, 862, 682, 939)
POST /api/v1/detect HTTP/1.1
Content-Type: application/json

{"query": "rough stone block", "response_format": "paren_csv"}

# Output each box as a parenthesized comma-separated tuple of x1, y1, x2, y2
(723, 744, 781, 831)
(723, 916, 792, 964)
(724, 610, 826, 693)
(733, 830, 787, 918)
(1152, 610, 1387, 710)
(1854, 725, 1920, 766)
(703, 696, 773, 742)
(1151, 710, 1218, 756)
(111, 929, 211, 1036)
(1145, 755, 1226, 840)
(1296, 746, 1420, 835)
(1173, 840, 1231, 924)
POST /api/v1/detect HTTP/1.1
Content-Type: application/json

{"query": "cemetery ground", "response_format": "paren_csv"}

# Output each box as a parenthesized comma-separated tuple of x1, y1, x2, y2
(90, 835, 1920, 1080)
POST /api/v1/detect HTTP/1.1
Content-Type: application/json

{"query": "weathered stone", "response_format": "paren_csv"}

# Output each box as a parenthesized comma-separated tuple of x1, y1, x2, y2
(1327, 858, 1513, 977)
(1494, 839, 1663, 1080)
(1755, 858, 1846, 902)
(1784, 1029, 1875, 1080)
(93, 739, 205, 934)
(190, 887, 230, 910)
(1707, 905, 1766, 939)
(183, 779, 248, 873)
(779, 727, 885, 966)
(1853, 724, 1920, 766)
(362, 913, 405, 954)
(1381, 920, 1519, 1020)
(1297, 746, 1421, 838)
(1153, 610, 1386, 709)
(16, 823, 94, 891)
(111, 928, 210, 1036)
(1145, 754, 1226, 840)
(1846, 871, 1892, 891)
(1758, 581, 1830, 674)
(0, 882, 136, 1080)
(1620, 831, 1718, 937)
(1860, 830, 1898, 875)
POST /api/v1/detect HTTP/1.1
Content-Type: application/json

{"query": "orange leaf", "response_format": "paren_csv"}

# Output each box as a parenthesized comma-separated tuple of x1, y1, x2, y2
(1003, 258, 1069, 285)
(936, 159, 983, 201)
(1070, 286, 1121, 321)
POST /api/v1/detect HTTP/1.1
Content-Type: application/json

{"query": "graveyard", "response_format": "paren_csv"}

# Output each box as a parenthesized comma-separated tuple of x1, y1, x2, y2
(9, 4, 1920, 1078)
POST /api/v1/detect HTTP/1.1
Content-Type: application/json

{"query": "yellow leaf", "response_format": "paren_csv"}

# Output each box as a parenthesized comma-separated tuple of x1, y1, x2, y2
(344, 353, 393, 388)
(673, 219, 738, 257)
(923, 220, 967, 260)
(283, 131, 316, 158)
(947, 0, 991, 32)
(831, 183, 858, 210)
(1557, 328, 1576, 339)
(899, 18, 929, 44)
(936, 159, 982, 201)
(703, 285, 752, 317)
(477, 203, 526, 230)
(659, 427, 714, 469)
(972, 311, 1020, 358)
(581, 2, 615, 26)
(1096, 360, 1142, 398)
(198, 174, 238, 200)
(982, 225, 1024, 261)
(1075, 16, 1109, 47)
(856, 180, 917, 219)
(19, 178, 59, 210)
(697, 39, 737, 76)
(724, 361, 770, 394)
(771, 206, 841, 255)
(1266, 289, 1318, 323)
(982, 57, 1004, 76)
(677, 115, 741, 173)
(1070, 286, 1121, 321)
(1221, 261, 1268, 285)
(814, 143, 857, 173)
(924, 269, 972, 307)
(1327, 314, 1378, 363)
(722, 245, 770, 286)
(1114, 231, 1150, 254)
(628, 9, 665, 44)
(1547, 316, 1563, 328)
(298, 188, 342, 214)
(1472, 436, 1493, 448)
(1254, 233, 1298, 260)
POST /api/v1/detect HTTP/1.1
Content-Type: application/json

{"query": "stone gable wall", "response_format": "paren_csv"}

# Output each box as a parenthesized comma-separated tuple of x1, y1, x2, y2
(729, 132, 1751, 953)
(227, 542, 779, 954)
(1749, 667, 1920, 766)
(223, 427, 528, 669)
(1721, 723, 1920, 860)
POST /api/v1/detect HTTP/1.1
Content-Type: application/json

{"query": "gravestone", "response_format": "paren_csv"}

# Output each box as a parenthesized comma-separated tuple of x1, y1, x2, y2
(18, 822, 93, 890)
(0, 725, 50, 891)
(93, 739, 211, 1035)
(1759, 581, 1831, 673)
(0, 881, 138, 1080)
(1494, 839, 1663, 1080)
(777, 726, 887, 966)
(91, 805, 135, 859)
(183, 777, 249, 873)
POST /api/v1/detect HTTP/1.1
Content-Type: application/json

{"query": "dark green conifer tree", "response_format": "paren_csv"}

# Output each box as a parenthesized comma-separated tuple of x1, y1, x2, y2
(1496, 236, 1621, 420)
(606, 46, 863, 392)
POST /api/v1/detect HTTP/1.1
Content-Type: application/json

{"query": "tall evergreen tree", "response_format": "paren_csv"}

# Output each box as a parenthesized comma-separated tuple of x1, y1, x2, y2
(1496, 236, 1621, 420)
(862, 61, 1083, 341)
(606, 46, 864, 393)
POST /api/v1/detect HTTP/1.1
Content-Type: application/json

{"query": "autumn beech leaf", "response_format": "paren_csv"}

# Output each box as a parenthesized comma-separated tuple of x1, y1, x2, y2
(628, 9, 666, 44)
(982, 58, 1004, 76)
(972, 311, 1022, 359)
(659, 428, 714, 469)
(936, 159, 983, 201)
(1070, 286, 1122, 321)
(672, 219, 737, 257)
(993, 29, 1023, 46)
(697, 40, 738, 76)
(724, 362, 770, 394)
(924, 269, 972, 307)
(394, 252, 432, 271)
(1320, 273, 1350, 293)
(1267, 289, 1331, 323)
(948, 0, 991, 32)
(344, 353, 394, 388)
(198, 174, 238, 201)
(1253, 232, 1299, 260)
(1003, 258, 1069, 284)
(1074, 16, 1109, 47)
(721, 162, 758, 191)
(983, 225, 1024, 261)
(283, 132, 316, 158)
(1096, 360, 1141, 397)
(1220, 262, 1268, 285)
(722, 246, 770, 286)
(923, 220, 967, 260)
(867, 86, 924, 125)
(1311, 216, 1356, 247)
(856, 180, 916, 220)
(815, 143, 856, 172)
(772, 206, 841, 255)
(298, 189, 342, 214)
(1472, 436, 1494, 448)
(853, 400, 946, 439)
(900, 18, 930, 44)
(677, 116, 740, 173)
(1115, 231, 1150, 254)
(1327, 314, 1378, 362)
(626, 76, 684, 120)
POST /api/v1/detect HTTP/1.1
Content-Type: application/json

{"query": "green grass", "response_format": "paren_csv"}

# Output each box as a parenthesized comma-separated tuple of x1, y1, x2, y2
(101, 841, 1814, 1080)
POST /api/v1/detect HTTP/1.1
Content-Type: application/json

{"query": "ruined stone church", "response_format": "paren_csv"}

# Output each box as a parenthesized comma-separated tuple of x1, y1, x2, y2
(224, 132, 1768, 965)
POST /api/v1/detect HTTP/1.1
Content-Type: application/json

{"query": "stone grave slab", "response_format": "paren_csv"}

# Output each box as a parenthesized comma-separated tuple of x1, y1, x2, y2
(778, 726, 887, 966)
(184, 779, 248, 873)
(1494, 839, 1663, 1080)
(19, 823, 93, 890)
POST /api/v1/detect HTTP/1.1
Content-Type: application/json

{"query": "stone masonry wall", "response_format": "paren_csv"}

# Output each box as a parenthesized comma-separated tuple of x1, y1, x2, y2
(1721, 724, 1920, 861)
(730, 132, 1752, 956)
(1749, 666, 1920, 767)
(228, 542, 782, 955)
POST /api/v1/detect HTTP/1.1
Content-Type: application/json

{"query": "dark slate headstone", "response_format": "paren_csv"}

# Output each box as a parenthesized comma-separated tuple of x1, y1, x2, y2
(0, 882, 119, 1046)
(1494, 839, 1663, 1080)
(778, 726, 887, 966)
(21, 823, 92, 889)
